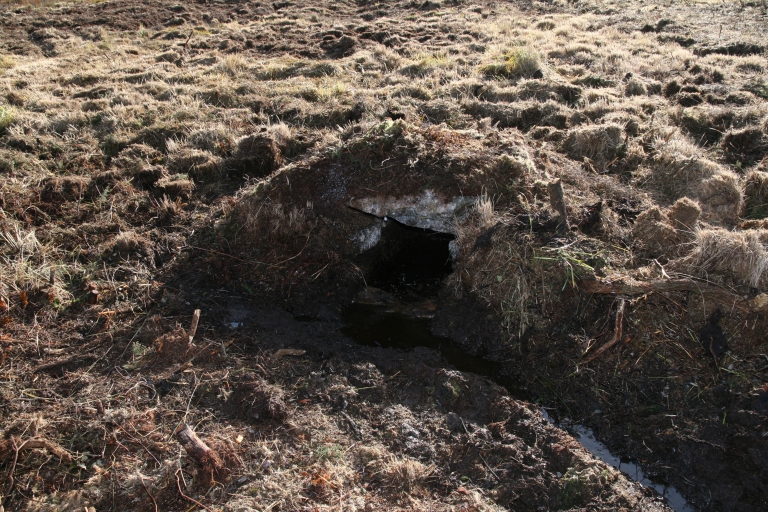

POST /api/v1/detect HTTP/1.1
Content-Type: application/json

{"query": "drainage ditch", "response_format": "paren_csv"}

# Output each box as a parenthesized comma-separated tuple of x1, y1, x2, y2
(341, 219, 694, 512)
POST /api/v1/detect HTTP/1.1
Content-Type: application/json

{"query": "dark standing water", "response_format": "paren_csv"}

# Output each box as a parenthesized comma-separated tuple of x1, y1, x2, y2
(342, 218, 695, 512)
(341, 303, 495, 376)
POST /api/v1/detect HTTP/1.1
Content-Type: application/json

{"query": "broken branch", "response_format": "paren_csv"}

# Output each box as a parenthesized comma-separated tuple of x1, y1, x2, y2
(32, 355, 91, 373)
(175, 469, 215, 512)
(1, 436, 72, 465)
(579, 278, 755, 313)
(174, 423, 223, 477)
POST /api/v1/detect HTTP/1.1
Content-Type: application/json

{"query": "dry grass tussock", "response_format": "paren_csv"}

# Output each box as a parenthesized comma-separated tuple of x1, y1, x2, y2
(0, 224, 73, 306)
(241, 199, 311, 241)
(646, 132, 741, 222)
(480, 47, 543, 80)
(679, 228, 768, 290)
(632, 197, 701, 258)
(451, 202, 536, 338)
(357, 446, 435, 494)
(743, 170, 768, 218)
(474, 194, 496, 229)
(563, 123, 624, 167)
(217, 53, 249, 76)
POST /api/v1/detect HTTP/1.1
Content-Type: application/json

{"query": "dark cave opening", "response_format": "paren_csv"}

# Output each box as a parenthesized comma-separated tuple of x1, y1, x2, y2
(361, 218, 455, 300)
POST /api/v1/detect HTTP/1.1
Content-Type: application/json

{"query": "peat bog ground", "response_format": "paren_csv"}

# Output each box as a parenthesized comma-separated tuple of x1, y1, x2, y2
(0, 0, 767, 510)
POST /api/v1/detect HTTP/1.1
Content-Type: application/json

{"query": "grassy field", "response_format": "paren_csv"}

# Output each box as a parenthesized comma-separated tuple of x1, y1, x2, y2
(0, 0, 767, 510)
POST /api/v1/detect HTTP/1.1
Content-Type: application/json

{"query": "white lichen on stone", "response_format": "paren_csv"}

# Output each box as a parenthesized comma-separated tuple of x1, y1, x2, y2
(351, 222, 382, 252)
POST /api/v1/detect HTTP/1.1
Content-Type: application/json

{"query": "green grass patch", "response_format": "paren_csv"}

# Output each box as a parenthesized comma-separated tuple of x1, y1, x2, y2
(481, 48, 542, 79)
(400, 51, 451, 76)
(315, 443, 344, 461)
(0, 106, 15, 133)
(744, 80, 768, 100)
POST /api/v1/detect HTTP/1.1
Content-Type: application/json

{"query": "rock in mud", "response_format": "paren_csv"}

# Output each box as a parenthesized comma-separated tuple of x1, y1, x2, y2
(349, 192, 475, 233)
(354, 286, 397, 306)
(445, 411, 465, 433)
(401, 299, 438, 319)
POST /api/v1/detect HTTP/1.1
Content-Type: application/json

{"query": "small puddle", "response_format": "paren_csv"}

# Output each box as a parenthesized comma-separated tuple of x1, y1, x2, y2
(541, 408, 694, 511)
(341, 303, 499, 377)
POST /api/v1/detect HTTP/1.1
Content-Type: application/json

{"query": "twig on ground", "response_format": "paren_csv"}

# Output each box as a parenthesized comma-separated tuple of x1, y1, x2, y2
(175, 423, 224, 476)
(580, 277, 755, 312)
(140, 475, 159, 512)
(32, 354, 91, 373)
(583, 299, 626, 363)
(2, 436, 72, 463)
(182, 373, 200, 425)
(188, 309, 201, 344)
(3, 435, 72, 503)
(478, 453, 501, 482)
(175, 468, 215, 512)
(3, 437, 23, 505)
(273, 227, 314, 266)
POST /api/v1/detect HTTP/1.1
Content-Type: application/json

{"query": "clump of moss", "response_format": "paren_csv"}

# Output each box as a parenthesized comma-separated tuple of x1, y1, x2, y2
(481, 48, 542, 80)
(497, 152, 535, 177)
(0, 106, 14, 134)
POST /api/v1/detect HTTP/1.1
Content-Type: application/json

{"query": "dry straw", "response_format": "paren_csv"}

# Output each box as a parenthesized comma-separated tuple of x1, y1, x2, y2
(682, 229, 768, 289)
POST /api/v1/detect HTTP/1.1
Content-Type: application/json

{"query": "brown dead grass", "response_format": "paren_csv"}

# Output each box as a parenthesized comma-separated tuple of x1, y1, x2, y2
(563, 123, 624, 167)
(743, 170, 768, 219)
(646, 133, 742, 223)
(0, 0, 767, 510)
(680, 228, 768, 288)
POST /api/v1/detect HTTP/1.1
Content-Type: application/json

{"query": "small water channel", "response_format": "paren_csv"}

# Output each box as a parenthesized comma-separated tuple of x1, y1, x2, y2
(569, 425, 695, 512)
(341, 218, 695, 512)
